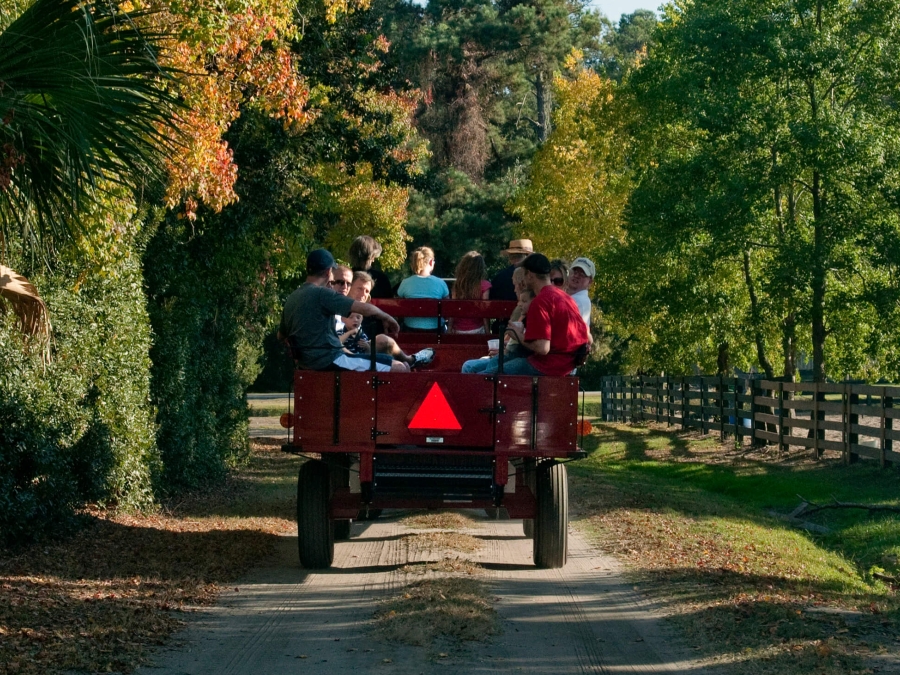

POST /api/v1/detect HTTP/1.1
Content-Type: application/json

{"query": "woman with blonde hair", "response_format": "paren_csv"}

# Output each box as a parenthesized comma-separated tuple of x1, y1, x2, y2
(397, 246, 449, 330)
(549, 258, 569, 289)
(449, 251, 491, 334)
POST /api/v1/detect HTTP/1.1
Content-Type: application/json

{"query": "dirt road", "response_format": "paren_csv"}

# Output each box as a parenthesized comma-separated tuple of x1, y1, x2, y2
(135, 513, 717, 674)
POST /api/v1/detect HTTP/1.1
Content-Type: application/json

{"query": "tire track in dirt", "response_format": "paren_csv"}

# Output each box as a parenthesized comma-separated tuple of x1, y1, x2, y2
(136, 513, 721, 675)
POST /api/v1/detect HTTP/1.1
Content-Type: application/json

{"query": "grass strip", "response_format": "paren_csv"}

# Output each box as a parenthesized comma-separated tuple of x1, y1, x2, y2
(400, 512, 475, 530)
(570, 422, 900, 675)
(374, 577, 499, 646)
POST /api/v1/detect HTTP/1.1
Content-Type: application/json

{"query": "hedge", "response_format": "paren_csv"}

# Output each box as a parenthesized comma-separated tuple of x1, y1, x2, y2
(0, 252, 157, 544)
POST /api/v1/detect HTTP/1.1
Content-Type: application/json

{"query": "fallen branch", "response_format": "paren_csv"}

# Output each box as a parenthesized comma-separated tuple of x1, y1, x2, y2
(795, 495, 900, 517)
(767, 510, 831, 535)
(873, 571, 899, 585)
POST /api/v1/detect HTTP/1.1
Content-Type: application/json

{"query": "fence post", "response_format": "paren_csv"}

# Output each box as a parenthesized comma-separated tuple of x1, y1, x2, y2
(681, 377, 687, 431)
(640, 375, 645, 423)
(631, 376, 638, 422)
(847, 385, 859, 465)
(657, 377, 663, 423)
(882, 389, 894, 469)
(665, 375, 671, 427)
(783, 381, 792, 442)
(698, 377, 704, 433)
(734, 377, 742, 448)
(719, 374, 726, 443)
(813, 383, 823, 460)
(752, 378, 764, 447)
(613, 376, 619, 422)
(842, 383, 849, 464)
(777, 380, 785, 454)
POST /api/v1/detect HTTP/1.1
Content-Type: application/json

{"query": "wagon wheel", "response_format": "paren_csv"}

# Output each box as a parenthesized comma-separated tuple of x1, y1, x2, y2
(522, 458, 536, 538)
(533, 460, 568, 569)
(297, 461, 334, 569)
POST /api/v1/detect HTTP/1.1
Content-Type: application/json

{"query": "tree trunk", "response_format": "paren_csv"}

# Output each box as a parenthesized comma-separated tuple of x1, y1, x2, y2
(782, 312, 797, 381)
(717, 341, 729, 375)
(811, 170, 826, 383)
(535, 71, 552, 143)
(742, 250, 775, 380)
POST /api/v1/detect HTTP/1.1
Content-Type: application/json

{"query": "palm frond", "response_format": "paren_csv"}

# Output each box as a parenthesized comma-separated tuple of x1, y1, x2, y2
(0, 0, 183, 251)
(0, 264, 51, 359)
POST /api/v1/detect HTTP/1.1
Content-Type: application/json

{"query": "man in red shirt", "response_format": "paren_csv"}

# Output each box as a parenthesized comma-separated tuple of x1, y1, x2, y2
(502, 253, 590, 376)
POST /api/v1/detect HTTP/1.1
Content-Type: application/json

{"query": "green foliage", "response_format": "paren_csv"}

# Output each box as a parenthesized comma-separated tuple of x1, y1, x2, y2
(609, 0, 900, 379)
(0, 237, 157, 545)
(147, 0, 430, 473)
(507, 66, 630, 259)
(593, 9, 658, 82)
(143, 208, 274, 491)
(0, 0, 179, 251)
(406, 169, 518, 276)
(0, 0, 31, 30)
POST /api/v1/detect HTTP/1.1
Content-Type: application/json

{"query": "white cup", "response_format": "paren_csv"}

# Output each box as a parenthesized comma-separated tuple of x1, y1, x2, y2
(487, 339, 500, 352)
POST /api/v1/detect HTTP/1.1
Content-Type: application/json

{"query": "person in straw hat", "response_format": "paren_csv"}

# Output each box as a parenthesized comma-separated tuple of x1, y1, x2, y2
(489, 238, 534, 301)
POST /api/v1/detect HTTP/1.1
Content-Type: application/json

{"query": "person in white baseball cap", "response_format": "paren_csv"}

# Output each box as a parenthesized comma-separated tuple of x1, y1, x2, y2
(568, 257, 595, 326)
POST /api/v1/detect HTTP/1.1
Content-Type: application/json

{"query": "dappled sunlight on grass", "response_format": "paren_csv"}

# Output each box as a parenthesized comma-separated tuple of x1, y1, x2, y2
(570, 421, 900, 675)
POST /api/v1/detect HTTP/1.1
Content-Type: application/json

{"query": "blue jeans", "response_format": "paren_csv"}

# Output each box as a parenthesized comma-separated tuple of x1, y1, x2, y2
(461, 356, 543, 376)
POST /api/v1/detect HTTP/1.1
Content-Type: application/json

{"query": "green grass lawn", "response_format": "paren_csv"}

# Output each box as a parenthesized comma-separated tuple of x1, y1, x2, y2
(247, 398, 291, 417)
(570, 422, 900, 675)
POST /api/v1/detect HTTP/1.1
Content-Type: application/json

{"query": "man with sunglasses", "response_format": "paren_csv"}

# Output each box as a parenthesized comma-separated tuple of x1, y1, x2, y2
(278, 250, 408, 373)
(330, 265, 354, 331)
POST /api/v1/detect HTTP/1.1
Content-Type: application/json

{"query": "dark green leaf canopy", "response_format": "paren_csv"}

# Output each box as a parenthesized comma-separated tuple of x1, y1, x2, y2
(0, 0, 180, 251)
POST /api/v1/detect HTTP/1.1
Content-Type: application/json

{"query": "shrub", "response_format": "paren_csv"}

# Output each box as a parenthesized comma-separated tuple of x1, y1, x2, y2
(0, 253, 157, 544)
(144, 211, 272, 492)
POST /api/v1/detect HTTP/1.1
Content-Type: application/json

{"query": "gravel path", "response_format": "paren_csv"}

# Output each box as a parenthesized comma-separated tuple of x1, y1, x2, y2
(135, 512, 719, 674)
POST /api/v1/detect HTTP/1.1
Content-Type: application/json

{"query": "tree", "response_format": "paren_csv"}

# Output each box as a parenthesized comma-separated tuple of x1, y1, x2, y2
(507, 63, 630, 259)
(499, 0, 602, 142)
(621, 0, 900, 381)
(144, 0, 429, 488)
(594, 9, 658, 82)
(0, 0, 179, 355)
(0, 0, 178, 247)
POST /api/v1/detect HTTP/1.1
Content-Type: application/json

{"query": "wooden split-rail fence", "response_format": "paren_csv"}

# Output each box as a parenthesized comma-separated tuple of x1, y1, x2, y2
(599, 376, 900, 468)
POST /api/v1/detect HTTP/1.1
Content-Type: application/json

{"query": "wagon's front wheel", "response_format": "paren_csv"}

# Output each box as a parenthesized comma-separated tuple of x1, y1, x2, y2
(297, 461, 334, 569)
(533, 461, 568, 569)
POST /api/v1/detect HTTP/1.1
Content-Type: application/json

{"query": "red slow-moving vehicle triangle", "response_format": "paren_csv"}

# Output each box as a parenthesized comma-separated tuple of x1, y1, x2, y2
(408, 382, 462, 430)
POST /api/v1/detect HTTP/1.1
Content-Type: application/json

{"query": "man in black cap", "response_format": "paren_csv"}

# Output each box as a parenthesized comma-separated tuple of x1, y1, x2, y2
(496, 253, 589, 376)
(278, 249, 409, 373)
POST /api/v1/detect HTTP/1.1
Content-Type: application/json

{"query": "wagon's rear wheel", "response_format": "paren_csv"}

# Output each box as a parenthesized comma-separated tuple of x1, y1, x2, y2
(297, 461, 334, 569)
(533, 460, 568, 569)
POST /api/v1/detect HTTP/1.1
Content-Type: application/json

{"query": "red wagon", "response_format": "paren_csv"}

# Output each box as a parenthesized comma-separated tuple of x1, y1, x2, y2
(282, 298, 587, 569)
